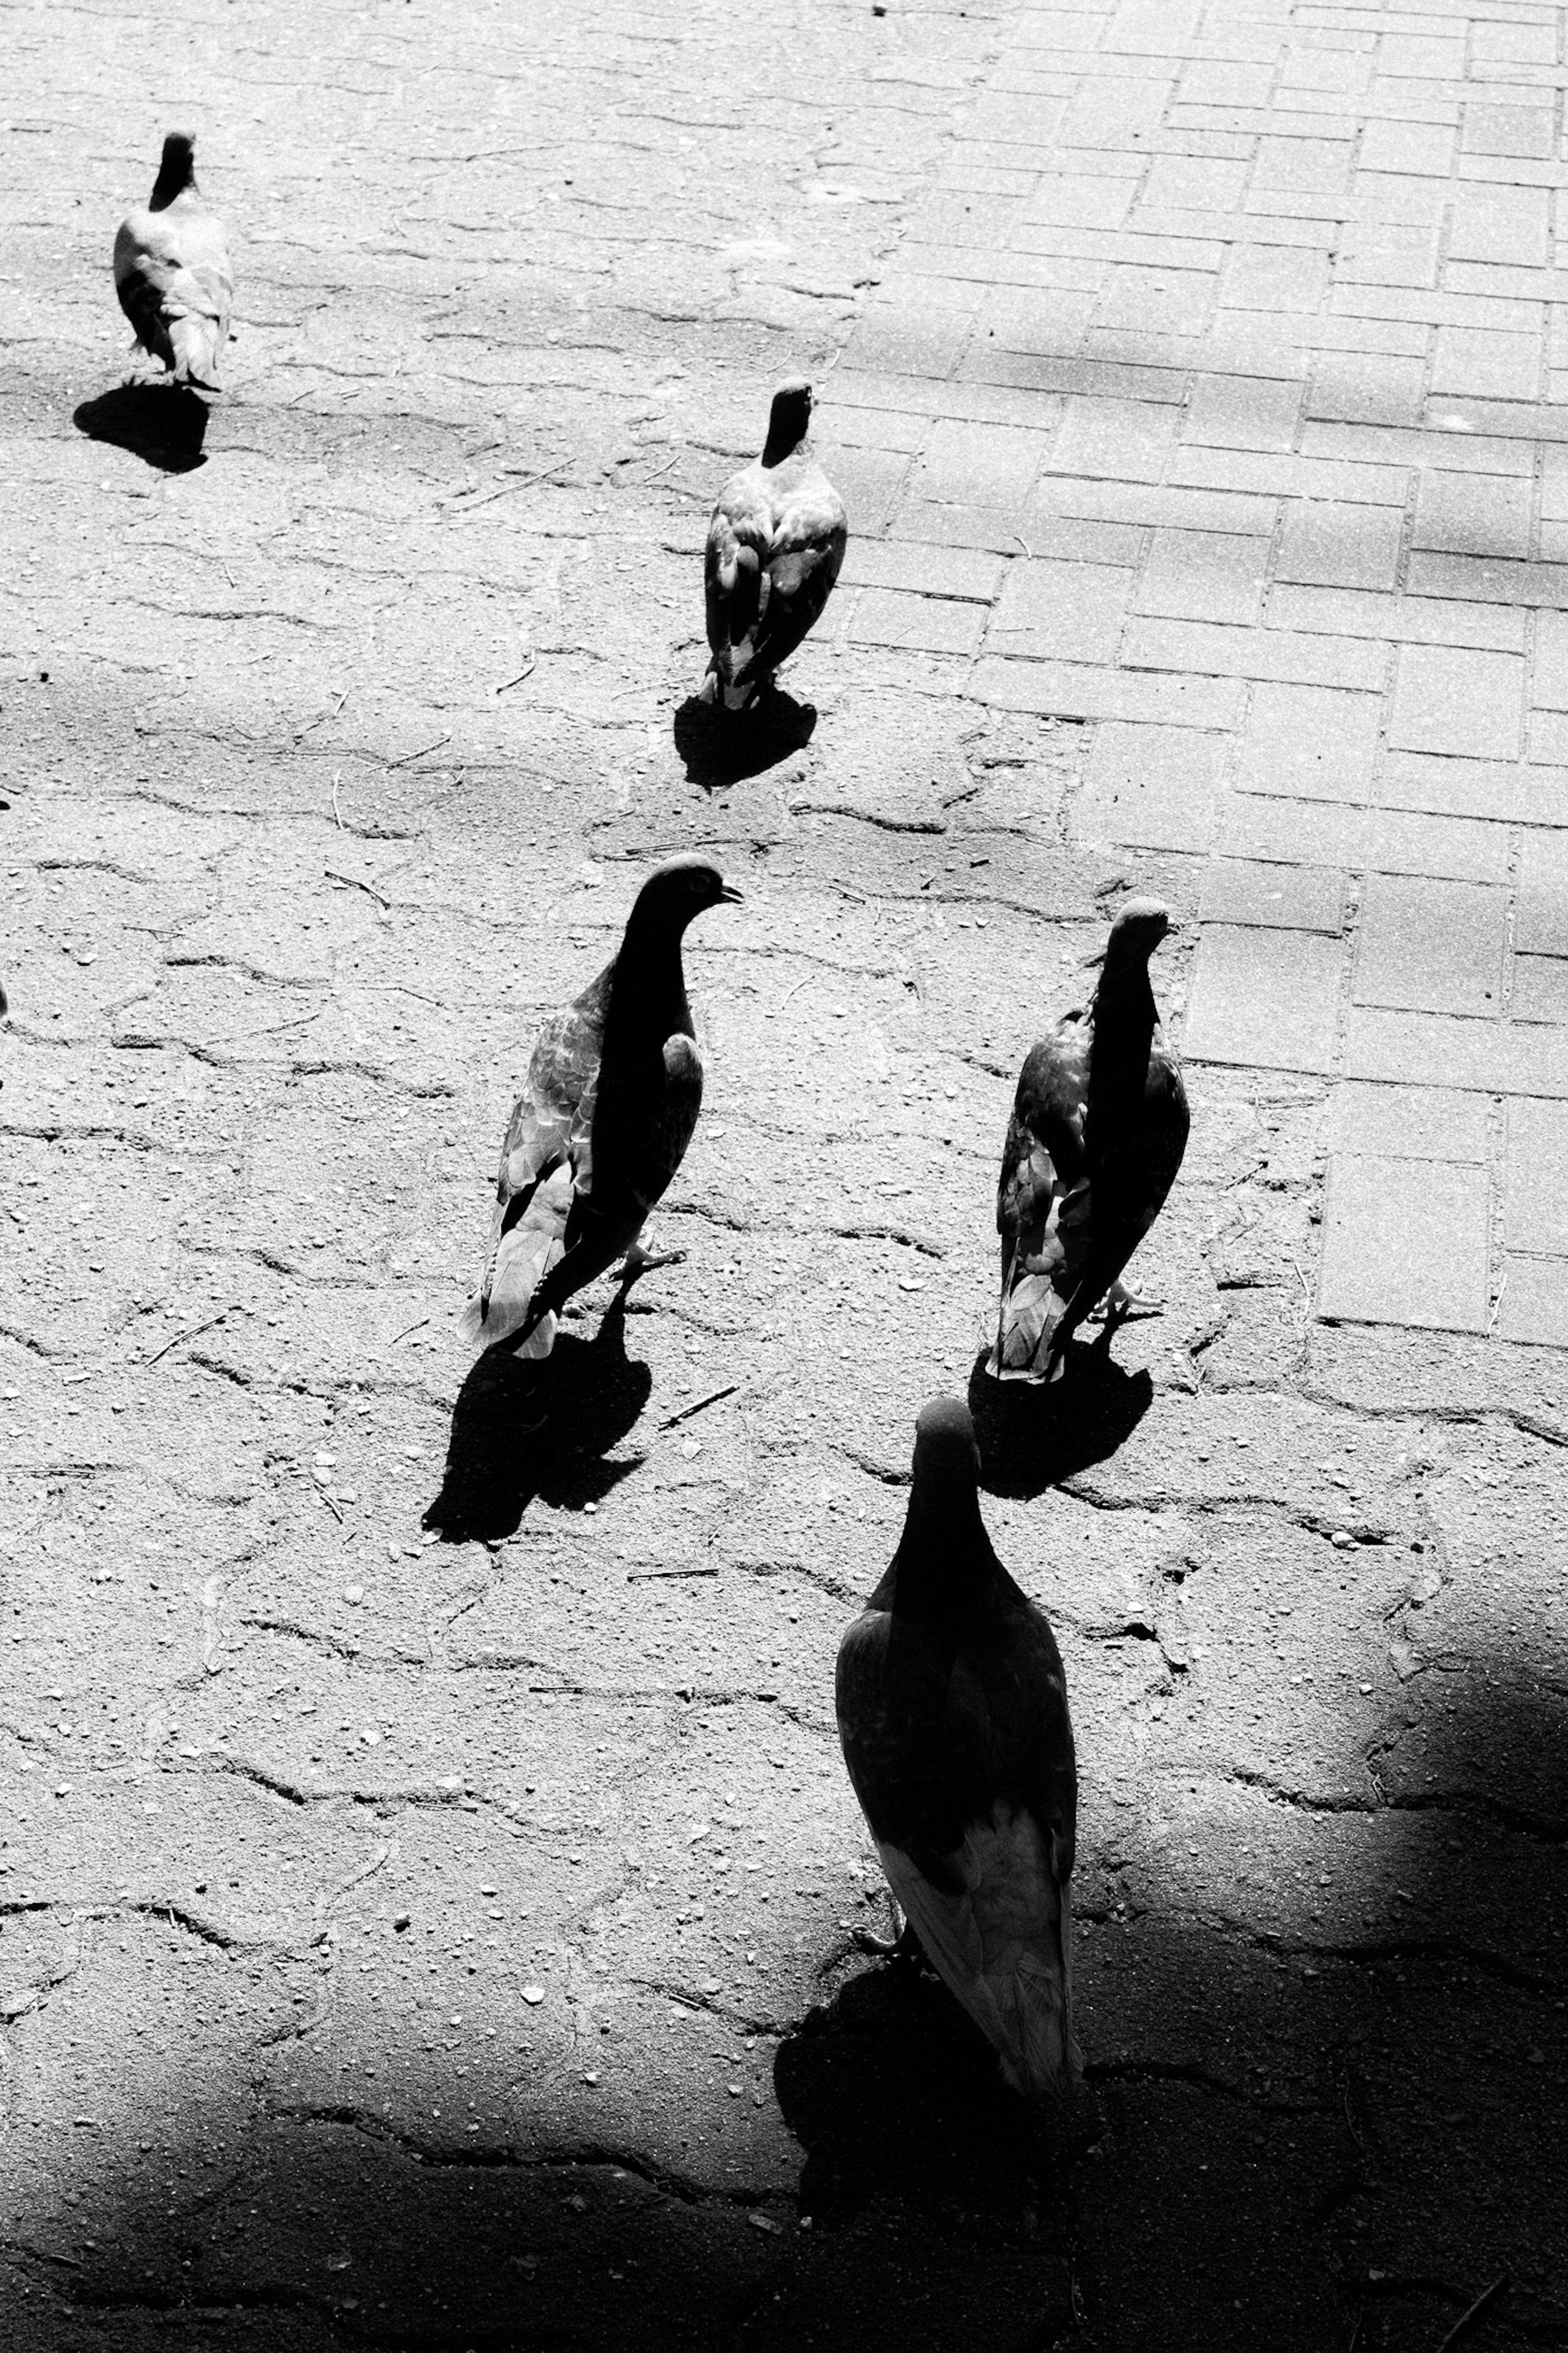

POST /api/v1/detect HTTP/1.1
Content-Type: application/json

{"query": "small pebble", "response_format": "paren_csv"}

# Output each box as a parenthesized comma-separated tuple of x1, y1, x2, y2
(522, 1985, 546, 2005)
(343, 1584, 365, 1604)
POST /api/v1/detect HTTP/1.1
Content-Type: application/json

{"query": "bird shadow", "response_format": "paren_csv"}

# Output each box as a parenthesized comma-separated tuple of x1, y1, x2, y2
(72, 381, 210, 472)
(774, 1960, 1084, 2231)
(966, 1343, 1153, 1499)
(672, 687, 817, 789)
(423, 1299, 652, 1543)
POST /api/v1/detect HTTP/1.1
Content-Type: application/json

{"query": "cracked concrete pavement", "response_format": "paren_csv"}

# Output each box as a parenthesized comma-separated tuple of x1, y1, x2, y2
(2, 0, 1566, 2347)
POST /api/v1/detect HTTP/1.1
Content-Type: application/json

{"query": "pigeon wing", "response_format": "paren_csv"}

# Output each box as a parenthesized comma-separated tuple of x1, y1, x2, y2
(747, 471, 847, 681)
(114, 205, 233, 385)
(990, 1019, 1093, 1378)
(459, 981, 606, 1352)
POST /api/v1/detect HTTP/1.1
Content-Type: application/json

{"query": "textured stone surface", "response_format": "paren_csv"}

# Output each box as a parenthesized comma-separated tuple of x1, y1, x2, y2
(3, 2, 1568, 2351)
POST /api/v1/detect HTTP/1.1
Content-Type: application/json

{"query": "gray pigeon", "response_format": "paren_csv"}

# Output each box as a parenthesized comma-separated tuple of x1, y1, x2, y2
(114, 132, 233, 389)
(700, 379, 846, 710)
(989, 897, 1188, 1383)
(835, 1398, 1081, 2101)
(460, 856, 742, 1357)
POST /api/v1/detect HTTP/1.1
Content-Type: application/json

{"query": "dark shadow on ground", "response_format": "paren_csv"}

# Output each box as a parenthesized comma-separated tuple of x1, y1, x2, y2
(966, 1341, 1153, 1497)
(424, 1298, 651, 1541)
(673, 687, 817, 789)
(73, 382, 210, 472)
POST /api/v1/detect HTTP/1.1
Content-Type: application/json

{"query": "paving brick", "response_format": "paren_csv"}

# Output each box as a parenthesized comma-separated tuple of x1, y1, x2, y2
(1306, 352, 1427, 426)
(826, 446, 915, 535)
(1250, 135, 1354, 201)
(1182, 924, 1343, 1073)
(1219, 794, 1352, 868)
(1236, 683, 1382, 799)
(1531, 608, 1568, 709)
(1317, 1155, 1490, 1332)
(1516, 829, 1568, 956)
(1047, 396, 1182, 483)
(1377, 752, 1563, 827)
(1094, 263, 1217, 339)
(1473, 19, 1557, 65)
(1077, 721, 1225, 852)
(1495, 1256, 1568, 1347)
(1346, 808, 1512, 886)
(1140, 154, 1251, 212)
(1178, 451, 1409, 508)
(1182, 371, 1303, 451)
(1274, 502, 1403, 591)
(1268, 587, 1525, 655)
(1503, 1024, 1568, 1100)
(1406, 553, 1568, 611)
(1323, 1082, 1491, 1164)
(1528, 709, 1568, 765)
(1303, 420, 1536, 478)
(976, 285, 1098, 355)
(1388, 644, 1525, 761)
(1378, 35, 1466, 81)
(1220, 243, 1331, 312)
(849, 298, 978, 379)
(841, 540, 1004, 601)
(969, 653, 1246, 729)
(1359, 119, 1456, 176)
(1135, 528, 1270, 625)
(1448, 184, 1551, 268)
(1353, 874, 1507, 1019)
(1031, 514, 1149, 566)
(915, 419, 1050, 510)
(1020, 173, 1142, 230)
(847, 587, 989, 657)
(1124, 616, 1387, 690)
(1512, 955, 1568, 1027)
(888, 501, 1032, 553)
(1342, 1006, 1505, 1093)
(1038, 469, 1284, 542)
(1410, 471, 1533, 561)
(1333, 221, 1441, 289)
(1503, 1097, 1568, 1253)
(1462, 101, 1555, 159)
(1429, 326, 1543, 403)
(1199, 858, 1345, 933)
(988, 558, 1131, 661)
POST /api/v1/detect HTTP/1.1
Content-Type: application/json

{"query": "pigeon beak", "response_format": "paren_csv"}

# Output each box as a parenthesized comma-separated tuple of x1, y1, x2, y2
(1078, 947, 1106, 973)
(718, 883, 745, 906)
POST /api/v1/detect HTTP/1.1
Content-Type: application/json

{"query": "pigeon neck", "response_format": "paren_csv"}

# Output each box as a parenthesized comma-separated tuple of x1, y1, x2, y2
(1093, 955, 1156, 1028)
(892, 1483, 997, 1617)
(762, 419, 807, 468)
(151, 149, 197, 210)
(607, 913, 690, 1042)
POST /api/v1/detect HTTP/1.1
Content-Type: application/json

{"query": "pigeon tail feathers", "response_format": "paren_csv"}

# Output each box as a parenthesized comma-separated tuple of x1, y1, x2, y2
(987, 1265, 1069, 1383)
(875, 1811, 1080, 2103)
(459, 1163, 572, 1357)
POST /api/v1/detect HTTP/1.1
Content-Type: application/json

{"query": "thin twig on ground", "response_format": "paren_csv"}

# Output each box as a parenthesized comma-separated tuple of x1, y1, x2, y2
(1434, 2274, 1509, 2353)
(146, 1309, 230, 1367)
(325, 869, 392, 910)
(331, 769, 345, 830)
(494, 657, 536, 693)
(387, 733, 451, 769)
(389, 1315, 431, 1346)
(661, 1380, 743, 1430)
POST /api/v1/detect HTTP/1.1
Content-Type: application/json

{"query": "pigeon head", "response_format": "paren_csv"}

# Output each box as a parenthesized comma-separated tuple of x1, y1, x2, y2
(626, 855, 743, 939)
(1081, 895, 1172, 976)
(893, 1398, 994, 1597)
(150, 132, 198, 208)
(762, 378, 814, 463)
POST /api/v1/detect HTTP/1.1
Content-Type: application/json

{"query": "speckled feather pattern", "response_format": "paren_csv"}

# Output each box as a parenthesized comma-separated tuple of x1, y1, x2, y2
(704, 443, 846, 707)
(114, 187, 233, 387)
(990, 979, 1188, 1381)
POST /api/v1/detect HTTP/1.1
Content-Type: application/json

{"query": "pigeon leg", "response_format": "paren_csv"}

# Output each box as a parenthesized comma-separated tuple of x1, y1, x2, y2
(853, 1890, 921, 1962)
(617, 1235, 687, 1290)
(1101, 1275, 1165, 1323)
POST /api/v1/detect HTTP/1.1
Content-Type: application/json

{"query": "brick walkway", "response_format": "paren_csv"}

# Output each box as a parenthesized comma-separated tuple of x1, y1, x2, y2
(832, 0, 1568, 1346)
(4, 2, 1567, 2349)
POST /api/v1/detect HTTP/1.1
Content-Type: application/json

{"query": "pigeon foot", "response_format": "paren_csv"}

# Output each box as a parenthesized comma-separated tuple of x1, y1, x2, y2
(615, 1239, 686, 1296)
(1094, 1277, 1165, 1329)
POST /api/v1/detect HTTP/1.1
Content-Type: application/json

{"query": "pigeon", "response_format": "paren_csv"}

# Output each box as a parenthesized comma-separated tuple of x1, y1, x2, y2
(835, 1398, 1081, 2101)
(460, 856, 742, 1358)
(113, 132, 233, 390)
(988, 896, 1188, 1385)
(700, 378, 846, 711)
